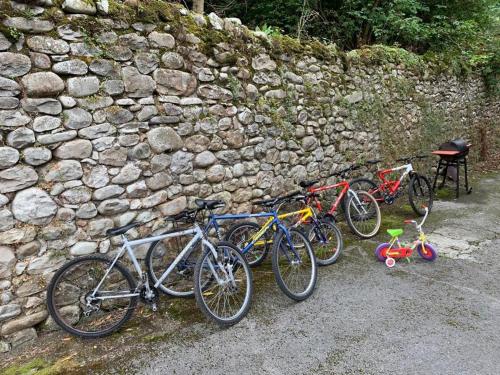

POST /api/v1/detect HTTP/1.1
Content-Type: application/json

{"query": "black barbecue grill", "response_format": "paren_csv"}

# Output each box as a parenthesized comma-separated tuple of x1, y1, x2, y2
(432, 138, 472, 198)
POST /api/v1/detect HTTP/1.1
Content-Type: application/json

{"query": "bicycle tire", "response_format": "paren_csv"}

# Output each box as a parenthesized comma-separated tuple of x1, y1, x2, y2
(408, 174, 433, 216)
(271, 228, 317, 301)
(345, 190, 381, 239)
(47, 255, 137, 338)
(194, 241, 253, 326)
(145, 230, 201, 298)
(349, 178, 382, 201)
(307, 220, 343, 266)
(224, 221, 270, 267)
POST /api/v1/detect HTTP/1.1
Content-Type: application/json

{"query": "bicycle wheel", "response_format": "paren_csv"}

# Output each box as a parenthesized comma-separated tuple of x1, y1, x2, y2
(146, 230, 202, 297)
(194, 241, 253, 326)
(417, 242, 437, 261)
(307, 220, 343, 266)
(345, 190, 381, 239)
(225, 222, 270, 267)
(47, 255, 137, 338)
(408, 174, 433, 216)
(272, 228, 317, 301)
(276, 199, 307, 226)
(349, 178, 382, 201)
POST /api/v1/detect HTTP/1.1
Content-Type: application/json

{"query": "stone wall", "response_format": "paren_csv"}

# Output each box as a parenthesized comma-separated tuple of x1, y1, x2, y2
(0, 1, 497, 351)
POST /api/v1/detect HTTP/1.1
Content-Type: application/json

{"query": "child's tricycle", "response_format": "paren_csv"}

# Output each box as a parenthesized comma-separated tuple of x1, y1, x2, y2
(375, 206, 437, 267)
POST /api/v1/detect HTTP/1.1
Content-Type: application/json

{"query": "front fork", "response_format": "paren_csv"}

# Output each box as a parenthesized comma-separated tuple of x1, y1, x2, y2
(278, 223, 302, 265)
(347, 189, 368, 214)
(204, 240, 237, 288)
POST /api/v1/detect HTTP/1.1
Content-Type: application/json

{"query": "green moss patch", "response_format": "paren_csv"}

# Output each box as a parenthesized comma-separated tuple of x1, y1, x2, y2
(2, 357, 79, 375)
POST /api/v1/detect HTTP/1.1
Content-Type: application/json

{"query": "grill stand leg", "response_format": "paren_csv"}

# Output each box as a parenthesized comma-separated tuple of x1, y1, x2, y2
(455, 160, 460, 199)
(432, 159, 442, 191)
(464, 158, 472, 194)
(439, 161, 449, 189)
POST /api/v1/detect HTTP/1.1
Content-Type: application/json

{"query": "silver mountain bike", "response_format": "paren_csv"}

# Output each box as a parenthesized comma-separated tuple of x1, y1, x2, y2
(47, 218, 253, 338)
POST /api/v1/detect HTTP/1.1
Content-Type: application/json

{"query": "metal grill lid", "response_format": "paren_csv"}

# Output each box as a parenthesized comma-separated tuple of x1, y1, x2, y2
(439, 138, 469, 153)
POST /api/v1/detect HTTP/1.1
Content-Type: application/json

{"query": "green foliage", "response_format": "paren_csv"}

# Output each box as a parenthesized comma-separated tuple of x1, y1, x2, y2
(255, 24, 283, 37)
(207, 0, 498, 91)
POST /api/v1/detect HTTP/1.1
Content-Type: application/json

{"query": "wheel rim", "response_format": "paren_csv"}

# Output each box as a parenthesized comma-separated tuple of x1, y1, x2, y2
(198, 246, 251, 322)
(309, 223, 340, 262)
(149, 237, 201, 296)
(277, 200, 306, 226)
(351, 180, 381, 200)
(348, 191, 380, 237)
(50, 259, 133, 335)
(276, 231, 315, 297)
(411, 176, 431, 213)
(228, 224, 267, 265)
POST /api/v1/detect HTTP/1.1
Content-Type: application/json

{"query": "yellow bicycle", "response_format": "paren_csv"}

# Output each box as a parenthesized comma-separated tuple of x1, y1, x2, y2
(225, 192, 343, 267)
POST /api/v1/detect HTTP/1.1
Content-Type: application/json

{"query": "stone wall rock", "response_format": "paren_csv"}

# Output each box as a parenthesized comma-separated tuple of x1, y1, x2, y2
(0, 3, 497, 350)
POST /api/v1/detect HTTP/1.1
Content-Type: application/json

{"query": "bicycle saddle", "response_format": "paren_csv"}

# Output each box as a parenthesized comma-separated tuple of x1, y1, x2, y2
(366, 159, 381, 165)
(195, 199, 225, 210)
(106, 222, 141, 236)
(299, 180, 319, 188)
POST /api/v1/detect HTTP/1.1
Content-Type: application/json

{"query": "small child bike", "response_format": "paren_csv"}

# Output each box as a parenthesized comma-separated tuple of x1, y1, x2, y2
(375, 206, 437, 267)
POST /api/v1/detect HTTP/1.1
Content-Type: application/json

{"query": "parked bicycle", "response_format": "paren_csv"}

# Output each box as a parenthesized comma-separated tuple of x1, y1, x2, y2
(299, 166, 382, 239)
(227, 191, 343, 267)
(47, 202, 253, 337)
(375, 206, 437, 267)
(147, 197, 317, 302)
(350, 156, 433, 216)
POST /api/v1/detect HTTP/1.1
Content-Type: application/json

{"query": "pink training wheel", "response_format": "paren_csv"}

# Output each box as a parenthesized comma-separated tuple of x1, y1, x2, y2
(385, 257, 396, 268)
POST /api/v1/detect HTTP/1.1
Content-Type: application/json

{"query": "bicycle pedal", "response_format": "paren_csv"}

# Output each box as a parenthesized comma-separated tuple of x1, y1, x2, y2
(151, 303, 158, 312)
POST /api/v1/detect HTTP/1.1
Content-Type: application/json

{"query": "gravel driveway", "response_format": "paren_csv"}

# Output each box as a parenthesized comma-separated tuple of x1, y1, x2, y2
(129, 173, 500, 375)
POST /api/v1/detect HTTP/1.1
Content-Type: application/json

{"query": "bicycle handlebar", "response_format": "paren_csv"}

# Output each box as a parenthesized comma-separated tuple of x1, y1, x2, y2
(396, 155, 428, 163)
(330, 164, 360, 178)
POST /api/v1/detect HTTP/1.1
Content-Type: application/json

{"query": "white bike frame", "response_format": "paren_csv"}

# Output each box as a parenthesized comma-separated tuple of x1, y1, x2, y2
(389, 163, 414, 184)
(90, 224, 223, 301)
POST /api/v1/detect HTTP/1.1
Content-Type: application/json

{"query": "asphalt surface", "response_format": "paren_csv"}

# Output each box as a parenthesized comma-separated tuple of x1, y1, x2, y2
(132, 173, 500, 375)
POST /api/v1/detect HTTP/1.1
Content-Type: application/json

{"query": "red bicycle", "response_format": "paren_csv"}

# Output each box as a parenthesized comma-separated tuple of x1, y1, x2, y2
(295, 165, 382, 239)
(350, 156, 433, 216)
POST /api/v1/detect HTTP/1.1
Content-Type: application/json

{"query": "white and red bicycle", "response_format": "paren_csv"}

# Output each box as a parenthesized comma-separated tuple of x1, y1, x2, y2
(350, 155, 433, 216)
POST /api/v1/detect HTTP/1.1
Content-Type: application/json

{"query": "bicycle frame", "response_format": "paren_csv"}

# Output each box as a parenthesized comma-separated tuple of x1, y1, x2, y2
(306, 181, 367, 217)
(375, 163, 414, 198)
(386, 207, 429, 256)
(90, 225, 220, 301)
(207, 207, 314, 259)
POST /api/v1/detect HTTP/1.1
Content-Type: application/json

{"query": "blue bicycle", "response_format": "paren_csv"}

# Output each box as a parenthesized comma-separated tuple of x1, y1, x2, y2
(146, 199, 317, 301)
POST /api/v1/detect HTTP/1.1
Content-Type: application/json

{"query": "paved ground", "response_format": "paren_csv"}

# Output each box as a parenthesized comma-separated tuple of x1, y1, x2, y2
(128, 173, 500, 375)
(2, 173, 499, 374)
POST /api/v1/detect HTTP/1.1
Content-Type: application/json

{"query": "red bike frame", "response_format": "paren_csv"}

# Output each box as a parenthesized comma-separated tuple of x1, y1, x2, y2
(306, 181, 350, 216)
(371, 164, 415, 201)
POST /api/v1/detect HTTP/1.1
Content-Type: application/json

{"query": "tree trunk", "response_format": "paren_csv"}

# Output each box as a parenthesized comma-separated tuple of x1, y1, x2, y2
(193, 0, 204, 14)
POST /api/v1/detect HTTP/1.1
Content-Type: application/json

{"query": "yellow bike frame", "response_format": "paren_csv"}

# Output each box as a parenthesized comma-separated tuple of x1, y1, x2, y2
(250, 207, 314, 247)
